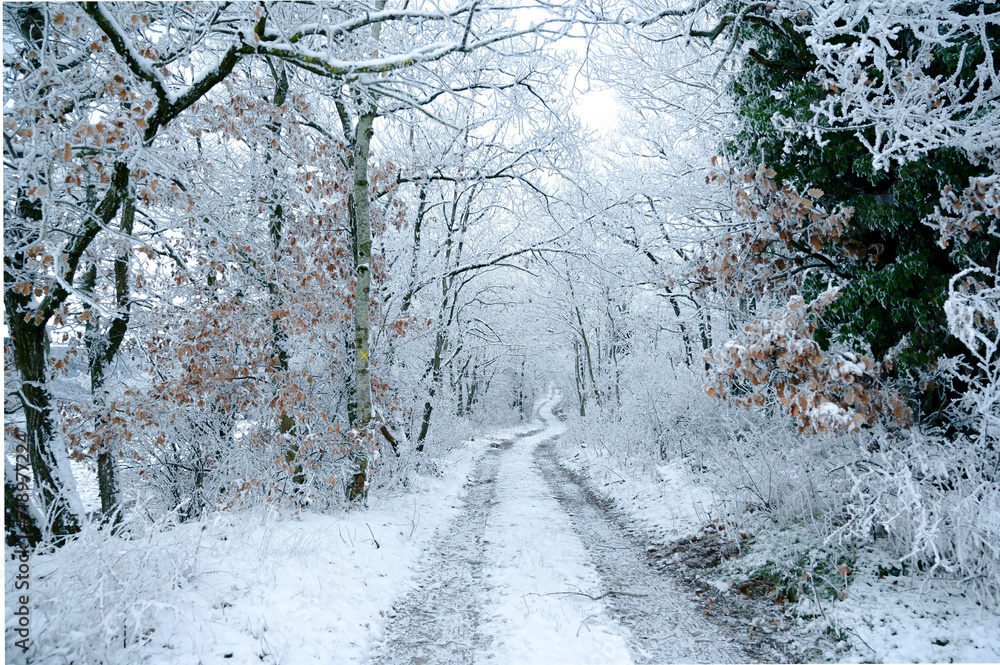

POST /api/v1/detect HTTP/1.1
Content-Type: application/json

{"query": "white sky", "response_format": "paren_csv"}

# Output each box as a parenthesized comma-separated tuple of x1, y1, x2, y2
(573, 88, 620, 136)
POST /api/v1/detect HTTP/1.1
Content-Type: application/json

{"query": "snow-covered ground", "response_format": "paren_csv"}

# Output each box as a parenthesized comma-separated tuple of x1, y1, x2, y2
(5, 417, 532, 664)
(7, 390, 760, 664)
(557, 434, 1000, 664)
(473, 394, 634, 664)
(373, 387, 746, 664)
(720, 526, 1000, 664)
(14, 387, 996, 664)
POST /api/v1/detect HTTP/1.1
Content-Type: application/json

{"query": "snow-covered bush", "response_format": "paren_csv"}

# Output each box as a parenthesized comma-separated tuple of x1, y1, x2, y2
(568, 333, 1000, 608)
(837, 430, 1000, 607)
(688, 398, 1000, 606)
(6, 508, 199, 664)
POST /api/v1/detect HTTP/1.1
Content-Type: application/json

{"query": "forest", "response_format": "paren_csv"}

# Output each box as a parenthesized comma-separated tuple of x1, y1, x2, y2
(4, 1, 999, 663)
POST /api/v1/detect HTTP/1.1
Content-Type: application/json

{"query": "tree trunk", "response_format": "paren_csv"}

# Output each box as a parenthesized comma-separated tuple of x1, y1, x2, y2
(697, 300, 713, 372)
(400, 185, 427, 315)
(567, 275, 600, 407)
(416, 187, 470, 448)
(81, 194, 136, 521)
(665, 290, 695, 367)
(6, 201, 78, 539)
(11, 315, 81, 537)
(417, 329, 446, 450)
(576, 306, 599, 404)
(465, 363, 479, 414)
(574, 339, 586, 417)
(345, 0, 387, 503)
(518, 358, 527, 420)
(347, 110, 378, 501)
(264, 61, 304, 488)
(5, 450, 43, 547)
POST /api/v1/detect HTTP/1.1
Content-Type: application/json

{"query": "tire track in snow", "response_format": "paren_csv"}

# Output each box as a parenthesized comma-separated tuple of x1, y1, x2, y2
(474, 396, 633, 664)
(535, 442, 748, 664)
(374, 392, 751, 664)
(370, 428, 542, 665)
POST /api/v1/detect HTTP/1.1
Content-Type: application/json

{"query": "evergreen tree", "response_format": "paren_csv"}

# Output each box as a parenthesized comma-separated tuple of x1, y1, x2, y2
(717, 0, 1000, 421)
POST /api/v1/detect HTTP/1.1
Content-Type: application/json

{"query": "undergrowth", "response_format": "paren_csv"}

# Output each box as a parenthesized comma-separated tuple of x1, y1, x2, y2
(564, 357, 1000, 661)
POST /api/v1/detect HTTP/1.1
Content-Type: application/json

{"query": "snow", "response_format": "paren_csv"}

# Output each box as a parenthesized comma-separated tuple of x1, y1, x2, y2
(476, 392, 633, 664)
(7, 392, 747, 664)
(145, 452, 491, 663)
(707, 524, 1000, 664)
(559, 447, 719, 545)
(11, 389, 999, 664)
(558, 432, 1000, 664)
(833, 574, 1000, 664)
(50, 433, 87, 521)
(70, 461, 101, 513)
(6, 421, 504, 664)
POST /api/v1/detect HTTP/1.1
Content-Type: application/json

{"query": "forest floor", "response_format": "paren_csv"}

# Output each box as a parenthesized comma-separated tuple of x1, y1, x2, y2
(9, 391, 773, 664)
(12, 390, 998, 663)
(371, 390, 763, 664)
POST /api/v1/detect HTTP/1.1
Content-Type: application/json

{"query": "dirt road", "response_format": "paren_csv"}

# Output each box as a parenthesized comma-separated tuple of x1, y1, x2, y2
(371, 391, 748, 664)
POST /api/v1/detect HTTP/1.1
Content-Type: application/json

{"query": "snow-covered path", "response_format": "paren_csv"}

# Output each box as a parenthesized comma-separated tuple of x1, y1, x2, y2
(371, 389, 747, 664)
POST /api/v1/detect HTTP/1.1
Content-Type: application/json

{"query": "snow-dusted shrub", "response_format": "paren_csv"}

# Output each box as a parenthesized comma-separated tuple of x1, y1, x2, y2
(574, 344, 1000, 608)
(5, 508, 198, 664)
(685, 405, 999, 607)
(834, 430, 1000, 607)
(945, 264, 1000, 482)
(699, 410, 809, 524)
(566, 354, 717, 479)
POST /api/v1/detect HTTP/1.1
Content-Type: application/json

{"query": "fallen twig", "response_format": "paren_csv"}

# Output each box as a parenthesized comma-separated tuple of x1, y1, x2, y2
(522, 589, 649, 601)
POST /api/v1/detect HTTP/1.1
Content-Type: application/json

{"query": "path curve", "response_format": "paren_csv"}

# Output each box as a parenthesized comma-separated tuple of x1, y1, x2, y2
(370, 390, 749, 664)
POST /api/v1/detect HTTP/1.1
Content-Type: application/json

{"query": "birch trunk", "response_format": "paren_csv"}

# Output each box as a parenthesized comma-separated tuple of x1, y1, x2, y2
(345, 0, 386, 502)
(347, 107, 376, 501)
